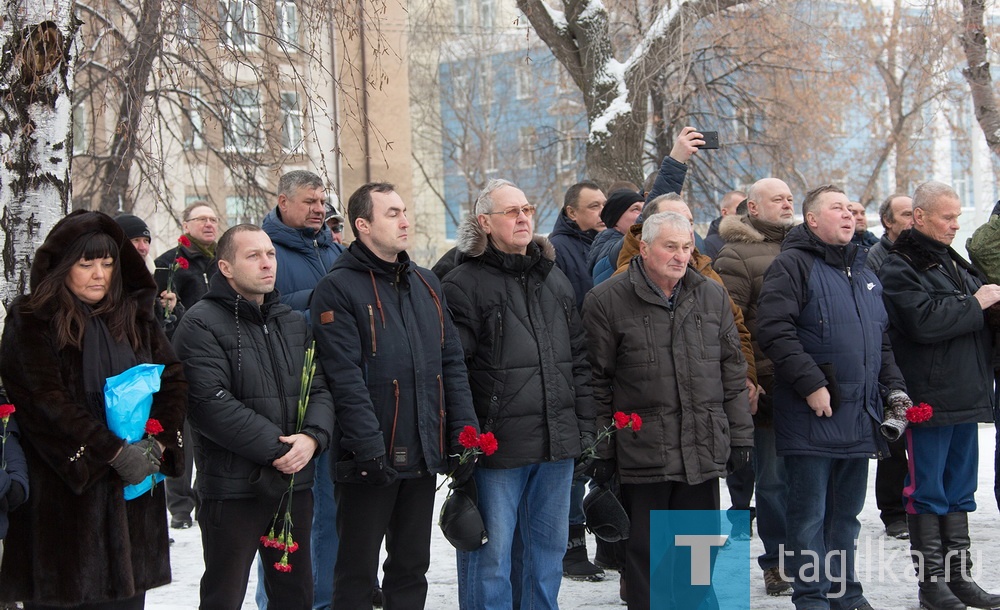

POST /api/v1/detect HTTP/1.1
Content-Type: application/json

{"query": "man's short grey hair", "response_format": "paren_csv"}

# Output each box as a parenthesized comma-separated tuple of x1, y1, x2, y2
(645, 193, 684, 218)
(878, 193, 909, 229)
(912, 181, 958, 212)
(475, 179, 518, 215)
(641, 212, 691, 244)
(278, 170, 325, 198)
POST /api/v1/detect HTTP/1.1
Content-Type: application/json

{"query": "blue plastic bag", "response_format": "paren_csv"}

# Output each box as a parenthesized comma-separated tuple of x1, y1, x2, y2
(104, 363, 166, 500)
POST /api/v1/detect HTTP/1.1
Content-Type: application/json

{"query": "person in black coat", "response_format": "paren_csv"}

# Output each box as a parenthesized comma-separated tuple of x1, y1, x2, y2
(172, 225, 334, 610)
(443, 179, 597, 609)
(0, 210, 187, 609)
(0, 398, 28, 543)
(310, 183, 478, 610)
(153, 201, 220, 311)
(879, 181, 1000, 610)
(549, 181, 605, 311)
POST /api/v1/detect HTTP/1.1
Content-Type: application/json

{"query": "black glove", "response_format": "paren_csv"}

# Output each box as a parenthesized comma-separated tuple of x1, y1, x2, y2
(134, 437, 164, 462)
(587, 458, 616, 487)
(449, 455, 477, 489)
(110, 443, 161, 485)
(356, 455, 390, 485)
(574, 431, 597, 478)
(727, 447, 752, 475)
(6, 481, 25, 509)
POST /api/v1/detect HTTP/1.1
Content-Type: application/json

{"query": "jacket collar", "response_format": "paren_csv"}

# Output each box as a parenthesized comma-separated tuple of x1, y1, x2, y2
(551, 210, 597, 244)
(889, 229, 983, 279)
(202, 272, 283, 323)
(454, 213, 556, 274)
(262, 208, 334, 253)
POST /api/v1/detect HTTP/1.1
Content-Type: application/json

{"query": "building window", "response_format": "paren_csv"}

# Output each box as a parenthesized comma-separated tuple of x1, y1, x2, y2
(219, 0, 259, 49)
(179, 2, 200, 43)
(280, 91, 304, 153)
(455, 0, 470, 31)
(734, 104, 754, 141)
(72, 103, 87, 155)
(185, 89, 205, 151)
(515, 64, 532, 100)
(276, 0, 298, 50)
(451, 71, 470, 110)
(518, 126, 537, 168)
(484, 135, 497, 173)
(225, 88, 263, 152)
(479, 0, 494, 28)
(557, 118, 574, 168)
(226, 195, 264, 225)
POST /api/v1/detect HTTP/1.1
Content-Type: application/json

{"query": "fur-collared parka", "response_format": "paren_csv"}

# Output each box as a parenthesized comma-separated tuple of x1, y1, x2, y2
(0, 210, 188, 605)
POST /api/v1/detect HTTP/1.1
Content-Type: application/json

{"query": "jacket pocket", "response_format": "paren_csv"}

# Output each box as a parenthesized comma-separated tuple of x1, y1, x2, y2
(491, 308, 504, 365)
(695, 405, 729, 466)
(616, 411, 666, 470)
(807, 382, 865, 448)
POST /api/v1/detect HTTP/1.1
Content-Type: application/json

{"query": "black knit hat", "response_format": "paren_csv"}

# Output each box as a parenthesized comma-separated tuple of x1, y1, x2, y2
(114, 214, 151, 241)
(600, 189, 645, 229)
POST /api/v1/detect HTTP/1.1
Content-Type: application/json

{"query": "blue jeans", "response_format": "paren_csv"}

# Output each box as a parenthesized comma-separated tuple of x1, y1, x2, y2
(569, 476, 587, 526)
(457, 459, 573, 610)
(256, 453, 339, 610)
(903, 423, 978, 515)
(753, 426, 787, 570)
(783, 456, 869, 610)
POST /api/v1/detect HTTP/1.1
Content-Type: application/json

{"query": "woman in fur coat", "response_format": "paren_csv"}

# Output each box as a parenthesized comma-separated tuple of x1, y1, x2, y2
(0, 210, 187, 609)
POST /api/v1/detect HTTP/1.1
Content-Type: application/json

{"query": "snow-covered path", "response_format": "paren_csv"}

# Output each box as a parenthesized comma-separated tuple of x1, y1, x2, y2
(147, 425, 1000, 609)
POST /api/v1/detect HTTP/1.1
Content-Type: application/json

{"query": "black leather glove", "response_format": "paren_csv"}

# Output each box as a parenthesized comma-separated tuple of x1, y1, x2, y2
(110, 443, 161, 485)
(449, 455, 477, 489)
(356, 455, 390, 485)
(587, 458, 616, 487)
(726, 447, 752, 475)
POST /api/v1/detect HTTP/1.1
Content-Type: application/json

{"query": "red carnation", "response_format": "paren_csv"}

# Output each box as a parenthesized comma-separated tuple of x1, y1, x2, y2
(613, 411, 630, 430)
(478, 432, 498, 456)
(906, 403, 934, 424)
(175, 257, 190, 270)
(287, 541, 299, 553)
(178, 235, 192, 248)
(458, 425, 480, 449)
(274, 560, 292, 573)
(0, 404, 14, 420)
(630, 413, 643, 432)
(145, 418, 164, 435)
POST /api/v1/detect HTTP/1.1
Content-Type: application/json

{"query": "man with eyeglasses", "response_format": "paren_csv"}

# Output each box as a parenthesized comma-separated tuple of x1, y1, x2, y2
(325, 205, 345, 245)
(442, 179, 598, 610)
(154, 200, 222, 532)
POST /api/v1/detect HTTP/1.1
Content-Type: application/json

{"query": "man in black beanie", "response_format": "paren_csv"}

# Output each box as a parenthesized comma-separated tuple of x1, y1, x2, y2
(588, 189, 645, 285)
(114, 213, 183, 332)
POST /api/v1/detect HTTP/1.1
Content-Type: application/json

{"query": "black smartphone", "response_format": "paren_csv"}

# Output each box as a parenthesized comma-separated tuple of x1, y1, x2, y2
(699, 131, 719, 150)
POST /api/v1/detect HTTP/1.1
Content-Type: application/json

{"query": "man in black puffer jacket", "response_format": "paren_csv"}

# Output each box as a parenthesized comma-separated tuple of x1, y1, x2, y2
(443, 179, 598, 610)
(173, 225, 334, 610)
(311, 182, 478, 610)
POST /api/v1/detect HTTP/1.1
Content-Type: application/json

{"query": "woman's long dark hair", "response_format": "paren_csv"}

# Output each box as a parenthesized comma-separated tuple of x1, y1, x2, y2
(25, 232, 141, 351)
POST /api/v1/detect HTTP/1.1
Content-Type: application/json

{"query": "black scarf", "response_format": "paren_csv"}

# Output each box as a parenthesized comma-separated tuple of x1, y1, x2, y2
(81, 305, 138, 421)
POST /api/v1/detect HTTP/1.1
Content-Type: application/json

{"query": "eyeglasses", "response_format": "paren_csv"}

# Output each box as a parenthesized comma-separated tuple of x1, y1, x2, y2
(330, 225, 343, 233)
(187, 216, 220, 224)
(484, 205, 536, 219)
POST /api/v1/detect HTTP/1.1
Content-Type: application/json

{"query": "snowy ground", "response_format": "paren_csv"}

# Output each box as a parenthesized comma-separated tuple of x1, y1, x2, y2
(147, 425, 1000, 609)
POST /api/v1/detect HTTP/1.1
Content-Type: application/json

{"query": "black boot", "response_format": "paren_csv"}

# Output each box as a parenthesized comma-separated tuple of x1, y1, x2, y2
(940, 513, 1000, 609)
(907, 513, 967, 610)
(563, 524, 605, 581)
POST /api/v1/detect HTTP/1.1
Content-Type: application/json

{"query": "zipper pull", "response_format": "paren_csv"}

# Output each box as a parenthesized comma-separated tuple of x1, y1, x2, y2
(263, 323, 268, 335)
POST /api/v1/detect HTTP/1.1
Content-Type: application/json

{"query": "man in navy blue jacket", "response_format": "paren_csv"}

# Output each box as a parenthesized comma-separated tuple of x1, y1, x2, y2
(758, 185, 908, 610)
(311, 182, 479, 610)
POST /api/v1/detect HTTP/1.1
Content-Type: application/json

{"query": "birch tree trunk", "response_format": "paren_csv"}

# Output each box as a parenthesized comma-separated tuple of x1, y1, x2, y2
(960, 0, 1000, 157)
(0, 0, 76, 318)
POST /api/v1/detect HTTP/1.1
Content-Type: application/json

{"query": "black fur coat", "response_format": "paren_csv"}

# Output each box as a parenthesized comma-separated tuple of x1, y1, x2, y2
(0, 210, 188, 605)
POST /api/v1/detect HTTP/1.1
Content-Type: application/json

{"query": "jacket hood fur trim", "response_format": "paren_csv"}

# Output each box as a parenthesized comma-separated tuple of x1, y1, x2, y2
(455, 213, 557, 261)
(718, 214, 793, 245)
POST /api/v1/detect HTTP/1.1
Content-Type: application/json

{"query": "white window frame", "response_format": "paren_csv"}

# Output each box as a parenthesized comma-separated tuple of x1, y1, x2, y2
(276, 0, 298, 50)
(518, 126, 537, 168)
(280, 91, 304, 153)
(225, 88, 264, 153)
(515, 64, 532, 100)
(455, 0, 470, 31)
(479, 0, 494, 28)
(72, 103, 87, 155)
(220, 0, 259, 50)
(179, 2, 200, 43)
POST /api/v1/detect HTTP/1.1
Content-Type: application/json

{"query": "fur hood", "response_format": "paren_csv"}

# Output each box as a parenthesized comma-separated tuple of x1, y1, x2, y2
(718, 214, 793, 246)
(30, 210, 157, 318)
(890, 228, 985, 279)
(455, 213, 556, 262)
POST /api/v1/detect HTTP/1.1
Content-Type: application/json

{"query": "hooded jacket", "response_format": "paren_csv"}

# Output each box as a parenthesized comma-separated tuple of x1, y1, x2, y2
(879, 229, 994, 427)
(309, 242, 478, 476)
(757, 223, 906, 459)
(172, 273, 333, 500)
(0, 210, 187, 605)
(442, 216, 598, 469)
(262, 207, 345, 314)
(583, 260, 753, 485)
(548, 210, 598, 310)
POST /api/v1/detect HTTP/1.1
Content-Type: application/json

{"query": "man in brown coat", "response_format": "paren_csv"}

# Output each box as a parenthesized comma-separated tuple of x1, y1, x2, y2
(713, 177, 796, 596)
